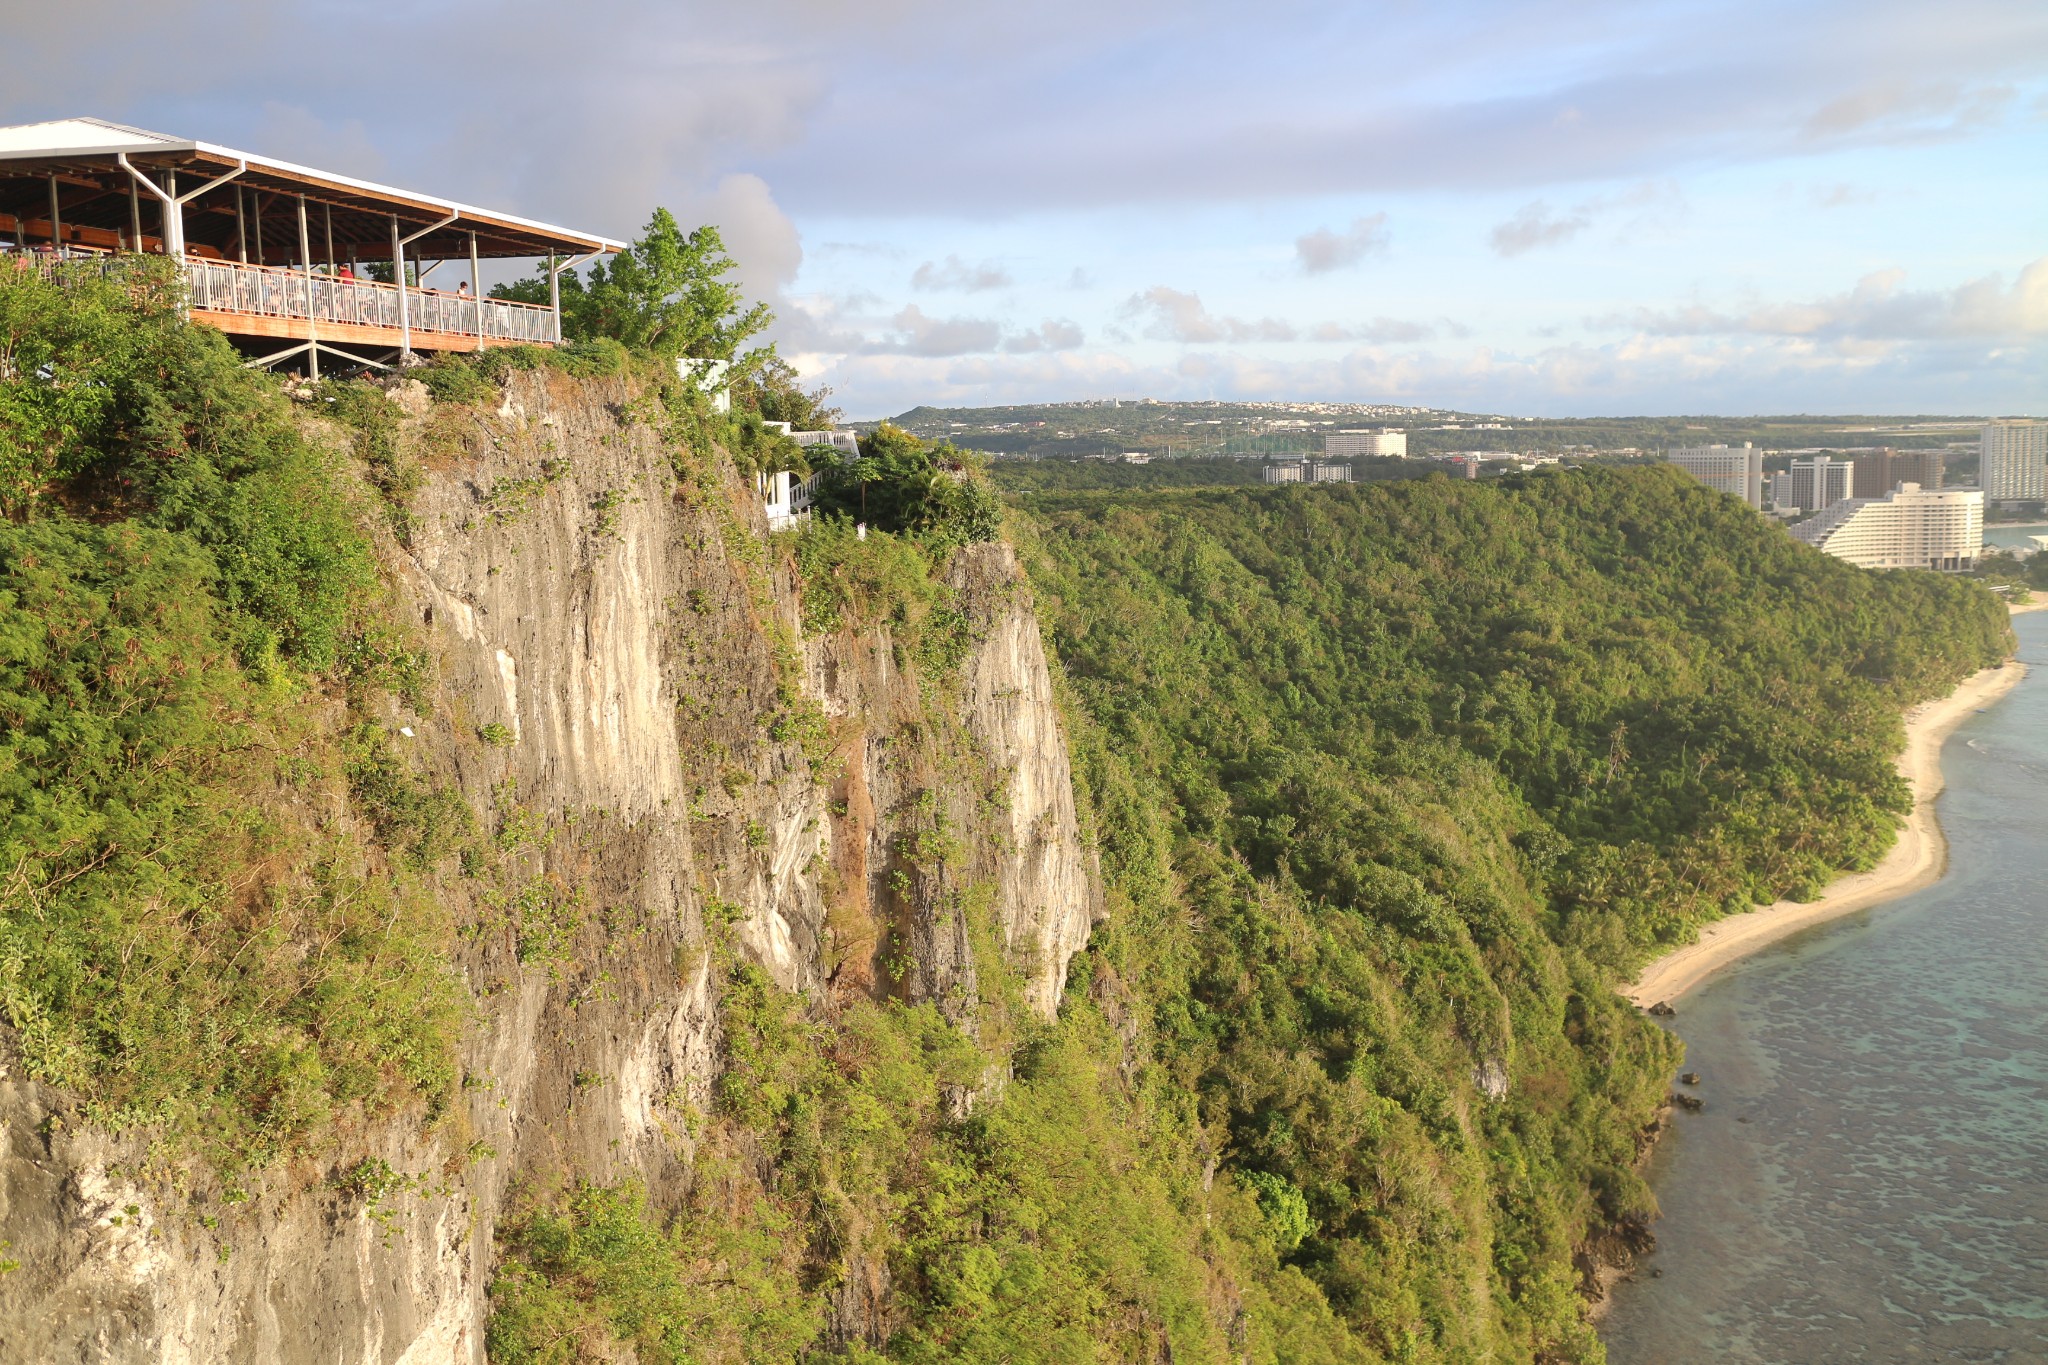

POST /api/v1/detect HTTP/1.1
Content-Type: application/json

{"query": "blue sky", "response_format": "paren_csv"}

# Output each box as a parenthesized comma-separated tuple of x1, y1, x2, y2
(4, 0, 2043, 417)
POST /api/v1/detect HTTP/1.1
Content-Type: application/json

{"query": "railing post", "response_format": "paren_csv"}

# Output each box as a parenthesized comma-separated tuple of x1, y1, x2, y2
(298, 194, 319, 380)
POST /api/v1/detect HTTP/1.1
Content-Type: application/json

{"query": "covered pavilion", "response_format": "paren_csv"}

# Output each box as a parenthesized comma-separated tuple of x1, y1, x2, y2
(0, 116, 625, 373)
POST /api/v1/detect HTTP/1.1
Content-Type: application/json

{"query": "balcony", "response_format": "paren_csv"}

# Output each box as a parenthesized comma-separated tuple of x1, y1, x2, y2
(184, 257, 556, 351)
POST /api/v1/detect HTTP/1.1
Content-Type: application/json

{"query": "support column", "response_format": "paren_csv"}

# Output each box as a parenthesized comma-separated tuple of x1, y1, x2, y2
(469, 231, 483, 346)
(234, 188, 246, 263)
(252, 195, 263, 266)
(548, 251, 560, 343)
(392, 214, 411, 360)
(323, 203, 334, 271)
(130, 181, 142, 253)
(165, 171, 181, 258)
(298, 195, 319, 380)
(47, 176, 60, 252)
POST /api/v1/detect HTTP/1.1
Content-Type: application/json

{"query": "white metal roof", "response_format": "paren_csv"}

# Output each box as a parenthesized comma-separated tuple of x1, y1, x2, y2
(0, 116, 625, 253)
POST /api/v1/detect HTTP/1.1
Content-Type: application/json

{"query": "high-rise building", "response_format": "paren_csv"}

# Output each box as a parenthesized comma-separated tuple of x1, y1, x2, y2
(1788, 455, 1855, 514)
(1981, 421, 2047, 503)
(1326, 430, 1407, 459)
(1768, 471, 1793, 508)
(1263, 461, 1306, 484)
(1789, 484, 1982, 571)
(1851, 447, 1944, 499)
(1309, 461, 1352, 482)
(1666, 443, 1762, 508)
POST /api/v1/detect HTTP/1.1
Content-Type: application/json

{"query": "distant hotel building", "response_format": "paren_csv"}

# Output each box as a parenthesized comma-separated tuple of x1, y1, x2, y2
(1981, 421, 2047, 503)
(1326, 430, 1407, 459)
(1666, 443, 1762, 508)
(1787, 455, 1855, 514)
(1264, 460, 1352, 484)
(1768, 471, 1793, 509)
(1789, 484, 1982, 572)
(1851, 447, 1943, 499)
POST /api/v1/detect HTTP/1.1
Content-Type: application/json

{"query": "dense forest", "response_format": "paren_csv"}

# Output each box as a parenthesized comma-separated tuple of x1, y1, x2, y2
(0, 249, 2013, 1364)
(991, 468, 2010, 1358)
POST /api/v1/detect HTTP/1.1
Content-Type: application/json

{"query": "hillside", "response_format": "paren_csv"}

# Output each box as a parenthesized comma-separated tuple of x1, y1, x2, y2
(0, 266, 2012, 1363)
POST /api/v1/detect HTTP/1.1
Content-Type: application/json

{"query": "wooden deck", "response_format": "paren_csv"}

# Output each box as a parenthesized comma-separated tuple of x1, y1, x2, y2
(191, 308, 489, 353)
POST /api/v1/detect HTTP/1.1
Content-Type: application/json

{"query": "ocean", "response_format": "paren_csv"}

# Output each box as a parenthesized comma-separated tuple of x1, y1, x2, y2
(1602, 610, 2048, 1363)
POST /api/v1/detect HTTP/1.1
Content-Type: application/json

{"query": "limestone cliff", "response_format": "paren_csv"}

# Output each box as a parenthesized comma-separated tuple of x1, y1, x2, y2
(0, 370, 1099, 1363)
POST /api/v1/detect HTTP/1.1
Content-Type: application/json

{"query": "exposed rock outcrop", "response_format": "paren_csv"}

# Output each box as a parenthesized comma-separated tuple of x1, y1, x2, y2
(0, 370, 1099, 1362)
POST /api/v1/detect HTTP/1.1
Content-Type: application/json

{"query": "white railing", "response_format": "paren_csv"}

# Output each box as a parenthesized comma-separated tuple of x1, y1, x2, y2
(183, 257, 556, 344)
(760, 469, 818, 532)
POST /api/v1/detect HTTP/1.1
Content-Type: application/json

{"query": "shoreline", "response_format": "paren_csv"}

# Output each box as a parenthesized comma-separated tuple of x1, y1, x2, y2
(1623, 642, 2029, 1008)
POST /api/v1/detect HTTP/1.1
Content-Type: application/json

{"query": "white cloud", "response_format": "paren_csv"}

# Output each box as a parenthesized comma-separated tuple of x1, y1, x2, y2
(910, 255, 1012, 291)
(1121, 287, 1297, 343)
(867, 304, 1005, 356)
(1489, 200, 1592, 257)
(1490, 182, 1683, 258)
(1295, 214, 1391, 273)
(1308, 318, 1437, 344)
(1004, 319, 1086, 353)
(1590, 258, 2048, 340)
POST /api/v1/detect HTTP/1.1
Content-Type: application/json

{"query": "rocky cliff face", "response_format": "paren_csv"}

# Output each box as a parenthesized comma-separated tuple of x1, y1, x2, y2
(0, 372, 1099, 1363)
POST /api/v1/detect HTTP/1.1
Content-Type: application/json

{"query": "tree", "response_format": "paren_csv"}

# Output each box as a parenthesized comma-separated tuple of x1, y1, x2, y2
(745, 356, 838, 431)
(492, 209, 773, 373)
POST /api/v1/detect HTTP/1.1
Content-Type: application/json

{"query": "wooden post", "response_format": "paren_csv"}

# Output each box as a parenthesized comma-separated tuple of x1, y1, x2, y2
(252, 196, 263, 267)
(323, 203, 335, 272)
(234, 187, 246, 262)
(47, 176, 59, 252)
(298, 195, 319, 380)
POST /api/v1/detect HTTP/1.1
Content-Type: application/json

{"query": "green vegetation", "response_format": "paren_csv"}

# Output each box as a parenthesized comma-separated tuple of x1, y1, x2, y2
(4, 241, 2012, 1362)
(487, 465, 2006, 1363)
(809, 422, 1003, 547)
(988, 454, 1439, 494)
(0, 261, 460, 1169)
(886, 400, 1982, 465)
(494, 209, 772, 375)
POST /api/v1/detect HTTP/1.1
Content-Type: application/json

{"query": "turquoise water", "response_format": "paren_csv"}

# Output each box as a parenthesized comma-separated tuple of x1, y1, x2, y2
(1602, 612, 2048, 1363)
(1982, 522, 2048, 550)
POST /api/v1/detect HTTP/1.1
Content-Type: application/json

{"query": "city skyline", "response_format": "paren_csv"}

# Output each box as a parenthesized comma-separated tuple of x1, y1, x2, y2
(2, 0, 2043, 417)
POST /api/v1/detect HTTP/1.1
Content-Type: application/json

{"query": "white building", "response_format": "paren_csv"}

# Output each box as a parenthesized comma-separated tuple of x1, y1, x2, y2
(1263, 461, 1306, 484)
(1309, 461, 1351, 482)
(1788, 455, 1855, 514)
(1768, 470, 1793, 508)
(679, 358, 732, 414)
(1666, 442, 1763, 508)
(1981, 420, 2047, 503)
(1789, 484, 1982, 571)
(1326, 430, 1407, 459)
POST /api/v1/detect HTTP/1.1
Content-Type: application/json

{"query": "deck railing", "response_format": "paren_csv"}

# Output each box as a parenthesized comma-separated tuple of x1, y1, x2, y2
(3, 248, 557, 345)
(184, 258, 557, 344)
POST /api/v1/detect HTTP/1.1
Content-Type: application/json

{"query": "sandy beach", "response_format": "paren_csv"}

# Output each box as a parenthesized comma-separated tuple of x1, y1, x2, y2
(1624, 641, 2029, 1008)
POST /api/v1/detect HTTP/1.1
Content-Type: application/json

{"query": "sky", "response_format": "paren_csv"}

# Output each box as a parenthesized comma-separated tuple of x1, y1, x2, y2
(3, 0, 2044, 418)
